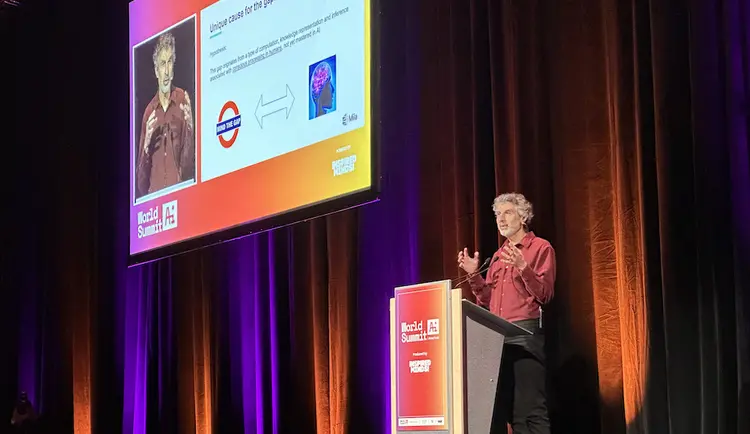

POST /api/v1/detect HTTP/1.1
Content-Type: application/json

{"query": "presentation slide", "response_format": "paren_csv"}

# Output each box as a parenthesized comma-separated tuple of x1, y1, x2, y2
(129, 0, 373, 258)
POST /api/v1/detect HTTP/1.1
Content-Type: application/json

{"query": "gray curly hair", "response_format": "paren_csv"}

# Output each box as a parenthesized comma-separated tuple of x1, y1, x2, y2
(492, 192, 534, 226)
(152, 32, 176, 66)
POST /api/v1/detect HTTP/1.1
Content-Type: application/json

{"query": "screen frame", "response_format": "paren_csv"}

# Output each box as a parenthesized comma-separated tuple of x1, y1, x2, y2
(127, 0, 382, 267)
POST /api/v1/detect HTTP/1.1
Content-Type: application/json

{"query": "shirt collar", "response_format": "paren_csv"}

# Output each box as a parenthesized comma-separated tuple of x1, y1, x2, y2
(504, 231, 536, 248)
(153, 88, 179, 113)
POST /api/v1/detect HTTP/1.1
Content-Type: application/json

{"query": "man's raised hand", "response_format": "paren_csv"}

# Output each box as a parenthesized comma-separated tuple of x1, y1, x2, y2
(180, 92, 193, 131)
(457, 247, 480, 274)
(144, 109, 157, 154)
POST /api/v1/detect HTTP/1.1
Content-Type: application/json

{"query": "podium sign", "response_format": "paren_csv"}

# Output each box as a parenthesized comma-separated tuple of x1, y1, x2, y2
(393, 280, 452, 431)
(391, 280, 532, 433)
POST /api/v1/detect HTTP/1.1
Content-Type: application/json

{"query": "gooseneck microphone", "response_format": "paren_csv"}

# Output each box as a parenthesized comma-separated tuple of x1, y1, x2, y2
(452, 256, 498, 288)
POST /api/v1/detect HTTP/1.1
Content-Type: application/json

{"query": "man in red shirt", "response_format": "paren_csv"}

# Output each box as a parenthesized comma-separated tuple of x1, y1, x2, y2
(135, 32, 195, 200)
(458, 192, 556, 434)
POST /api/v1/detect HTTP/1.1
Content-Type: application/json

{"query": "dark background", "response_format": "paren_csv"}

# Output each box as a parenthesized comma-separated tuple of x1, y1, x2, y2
(1, 0, 749, 433)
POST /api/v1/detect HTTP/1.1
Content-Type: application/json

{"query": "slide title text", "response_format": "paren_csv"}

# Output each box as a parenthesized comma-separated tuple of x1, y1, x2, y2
(209, 0, 278, 33)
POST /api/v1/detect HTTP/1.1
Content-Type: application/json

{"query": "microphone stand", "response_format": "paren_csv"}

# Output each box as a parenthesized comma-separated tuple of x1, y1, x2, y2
(452, 257, 496, 288)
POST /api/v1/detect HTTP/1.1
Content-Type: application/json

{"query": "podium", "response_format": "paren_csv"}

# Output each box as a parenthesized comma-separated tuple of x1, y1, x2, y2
(389, 280, 532, 433)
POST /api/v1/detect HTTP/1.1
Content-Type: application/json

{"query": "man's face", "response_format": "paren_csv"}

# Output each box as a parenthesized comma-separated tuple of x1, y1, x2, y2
(155, 46, 175, 95)
(495, 202, 523, 238)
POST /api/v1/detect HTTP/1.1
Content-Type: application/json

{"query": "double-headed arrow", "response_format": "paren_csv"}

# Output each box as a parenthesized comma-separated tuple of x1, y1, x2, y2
(254, 84, 295, 129)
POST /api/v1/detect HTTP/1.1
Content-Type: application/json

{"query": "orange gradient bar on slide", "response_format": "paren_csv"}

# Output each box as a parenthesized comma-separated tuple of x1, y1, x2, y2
(130, 126, 371, 254)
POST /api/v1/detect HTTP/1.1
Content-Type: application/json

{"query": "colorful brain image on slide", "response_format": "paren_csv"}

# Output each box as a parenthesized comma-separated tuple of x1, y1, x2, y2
(309, 55, 336, 119)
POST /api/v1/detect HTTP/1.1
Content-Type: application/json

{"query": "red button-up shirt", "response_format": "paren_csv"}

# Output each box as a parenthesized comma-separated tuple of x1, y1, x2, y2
(469, 232, 556, 322)
(135, 87, 195, 199)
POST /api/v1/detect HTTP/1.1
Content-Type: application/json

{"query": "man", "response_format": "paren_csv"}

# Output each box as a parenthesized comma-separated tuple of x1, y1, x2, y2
(136, 32, 195, 199)
(457, 192, 556, 434)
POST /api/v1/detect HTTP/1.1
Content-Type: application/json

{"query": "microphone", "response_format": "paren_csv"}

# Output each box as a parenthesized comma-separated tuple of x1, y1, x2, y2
(452, 256, 497, 288)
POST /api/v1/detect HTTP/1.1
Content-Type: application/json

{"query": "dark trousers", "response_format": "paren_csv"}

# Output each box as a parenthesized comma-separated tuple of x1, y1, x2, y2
(491, 336, 550, 434)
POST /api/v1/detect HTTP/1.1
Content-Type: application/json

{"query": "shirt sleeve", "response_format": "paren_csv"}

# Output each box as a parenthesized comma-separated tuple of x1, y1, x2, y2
(179, 118, 195, 181)
(518, 244, 556, 304)
(135, 108, 153, 198)
(178, 93, 196, 181)
(468, 267, 495, 306)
